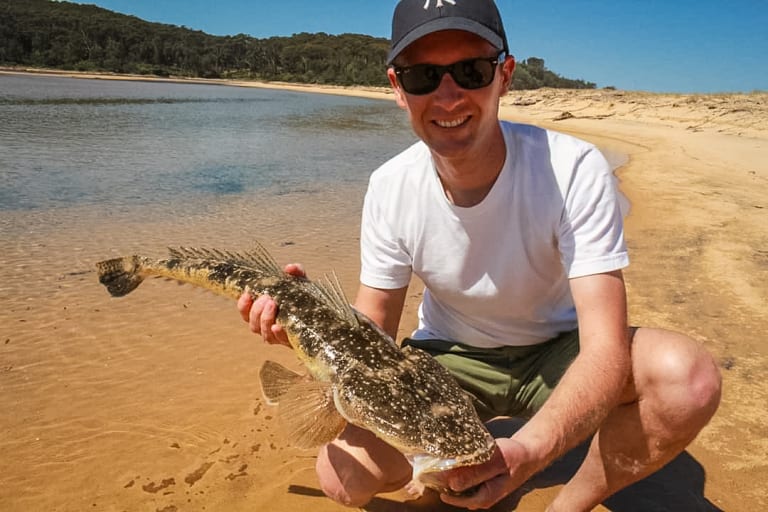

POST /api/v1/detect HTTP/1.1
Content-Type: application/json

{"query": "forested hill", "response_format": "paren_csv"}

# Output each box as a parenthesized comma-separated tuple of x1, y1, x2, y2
(0, 0, 596, 90)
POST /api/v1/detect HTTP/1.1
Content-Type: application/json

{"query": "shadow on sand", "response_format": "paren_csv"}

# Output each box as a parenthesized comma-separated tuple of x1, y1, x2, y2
(288, 418, 721, 511)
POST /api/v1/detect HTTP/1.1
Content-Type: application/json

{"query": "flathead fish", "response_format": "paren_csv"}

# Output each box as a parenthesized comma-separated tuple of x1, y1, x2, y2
(95, 243, 495, 491)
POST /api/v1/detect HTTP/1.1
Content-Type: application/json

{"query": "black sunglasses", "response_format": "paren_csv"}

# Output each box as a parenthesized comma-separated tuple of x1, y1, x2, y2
(393, 53, 505, 96)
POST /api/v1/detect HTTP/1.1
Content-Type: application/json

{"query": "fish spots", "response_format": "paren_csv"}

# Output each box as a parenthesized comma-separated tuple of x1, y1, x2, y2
(259, 275, 282, 288)
(430, 404, 456, 417)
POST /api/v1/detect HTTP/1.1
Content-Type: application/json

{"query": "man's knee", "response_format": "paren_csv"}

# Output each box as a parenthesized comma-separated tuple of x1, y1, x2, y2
(635, 328, 722, 426)
(315, 437, 412, 508)
(683, 345, 721, 418)
(316, 445, 376, 507)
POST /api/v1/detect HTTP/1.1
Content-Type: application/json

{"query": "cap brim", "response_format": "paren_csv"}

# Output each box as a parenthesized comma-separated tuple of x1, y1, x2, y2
(387, 18, 506, 64)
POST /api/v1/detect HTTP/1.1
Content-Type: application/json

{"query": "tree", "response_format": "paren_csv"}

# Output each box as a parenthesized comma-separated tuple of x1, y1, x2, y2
(1, 0, 596, 90)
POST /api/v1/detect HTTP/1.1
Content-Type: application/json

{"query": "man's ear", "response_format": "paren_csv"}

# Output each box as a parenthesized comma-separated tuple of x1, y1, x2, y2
(500, 56, 516, 94)
(387, 67, 408, 109)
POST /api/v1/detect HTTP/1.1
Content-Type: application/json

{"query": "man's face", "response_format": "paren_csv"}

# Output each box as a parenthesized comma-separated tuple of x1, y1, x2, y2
(388, 30, 515, 161)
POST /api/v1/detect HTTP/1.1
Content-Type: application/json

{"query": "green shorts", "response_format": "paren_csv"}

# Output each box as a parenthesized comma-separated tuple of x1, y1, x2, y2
(402, 330, 580, 422)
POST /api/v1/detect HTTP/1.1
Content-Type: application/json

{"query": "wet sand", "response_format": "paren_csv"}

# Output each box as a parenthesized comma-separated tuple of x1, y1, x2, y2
(1, 70, 766, 511)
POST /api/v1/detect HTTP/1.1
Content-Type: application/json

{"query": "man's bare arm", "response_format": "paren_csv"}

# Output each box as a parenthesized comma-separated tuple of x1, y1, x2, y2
(514, 269, 631, 465)
(354, 283, 409, 339)
(442, 269, 631, 508)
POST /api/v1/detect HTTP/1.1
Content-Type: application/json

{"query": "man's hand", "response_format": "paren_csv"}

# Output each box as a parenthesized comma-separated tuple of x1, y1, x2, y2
(439, 437, 540, 510)
(237, 263, 305, 347)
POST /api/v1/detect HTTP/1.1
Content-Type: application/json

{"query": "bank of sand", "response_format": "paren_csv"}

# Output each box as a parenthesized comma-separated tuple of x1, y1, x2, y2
(1, 70, 766, 511)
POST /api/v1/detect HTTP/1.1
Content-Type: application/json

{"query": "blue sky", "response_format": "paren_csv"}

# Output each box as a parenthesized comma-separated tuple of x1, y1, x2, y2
(75, 0, 767, 93)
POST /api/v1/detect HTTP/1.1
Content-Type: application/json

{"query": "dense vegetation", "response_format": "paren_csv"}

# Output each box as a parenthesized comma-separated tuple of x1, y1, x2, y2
(0, 0, 596, 89)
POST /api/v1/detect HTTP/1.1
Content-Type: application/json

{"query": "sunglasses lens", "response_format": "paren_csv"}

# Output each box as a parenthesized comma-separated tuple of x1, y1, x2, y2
(399, 64, 441, 95)
(397, 57, 498, 95)
(454, 59, 495, 89)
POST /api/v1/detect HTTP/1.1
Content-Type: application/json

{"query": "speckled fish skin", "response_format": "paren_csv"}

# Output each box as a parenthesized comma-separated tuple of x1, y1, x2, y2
(96, 244, 496, 484)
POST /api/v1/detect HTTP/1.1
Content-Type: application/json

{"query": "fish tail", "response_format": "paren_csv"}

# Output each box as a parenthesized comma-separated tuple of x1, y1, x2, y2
(96, 256, 146, 297)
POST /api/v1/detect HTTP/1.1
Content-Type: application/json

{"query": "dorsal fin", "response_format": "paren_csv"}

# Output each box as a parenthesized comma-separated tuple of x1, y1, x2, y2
(162, 243, 357, 324)
(314, 271, 359, 328)
(166, 247, 233, 261)
(236, 242, 282, 275)
(165, 241, 283, 276)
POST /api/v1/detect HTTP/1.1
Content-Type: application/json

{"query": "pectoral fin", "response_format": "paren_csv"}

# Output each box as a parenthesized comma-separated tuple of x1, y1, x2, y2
(278, 380, 347, 449)
(259, 360, 303, 405)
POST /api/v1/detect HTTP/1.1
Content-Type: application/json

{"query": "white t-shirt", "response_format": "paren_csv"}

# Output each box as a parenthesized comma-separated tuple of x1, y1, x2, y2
(360, 121, 629, 348)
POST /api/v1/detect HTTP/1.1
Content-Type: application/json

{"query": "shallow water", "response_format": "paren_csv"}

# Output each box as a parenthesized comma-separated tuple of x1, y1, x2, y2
(0, 73, 415, 214)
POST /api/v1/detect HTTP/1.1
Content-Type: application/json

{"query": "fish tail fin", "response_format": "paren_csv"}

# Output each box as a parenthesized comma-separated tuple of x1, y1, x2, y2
(96, 256, 146, 297)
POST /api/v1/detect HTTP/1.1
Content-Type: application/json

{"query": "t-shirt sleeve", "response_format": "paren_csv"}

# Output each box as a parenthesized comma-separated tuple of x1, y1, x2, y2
(558, 147, 629, 278)
(359, 182, 413, 289)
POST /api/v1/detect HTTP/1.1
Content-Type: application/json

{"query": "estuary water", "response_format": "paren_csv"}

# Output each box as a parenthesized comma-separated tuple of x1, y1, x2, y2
(0, 73, 415, 215)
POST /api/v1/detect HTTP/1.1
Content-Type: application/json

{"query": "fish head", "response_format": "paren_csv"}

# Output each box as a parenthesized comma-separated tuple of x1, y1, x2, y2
(406, 410, 496, 494)
(334, 345, 498, 493)
(408, 425, 496, 471)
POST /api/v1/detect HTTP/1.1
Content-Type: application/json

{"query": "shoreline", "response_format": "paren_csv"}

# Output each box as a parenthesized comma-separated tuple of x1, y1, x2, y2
(0, 66, 396, 100)
(3, 65, 765, 142)
(2, 67, 766, 510)
(3, 67, 766, 134)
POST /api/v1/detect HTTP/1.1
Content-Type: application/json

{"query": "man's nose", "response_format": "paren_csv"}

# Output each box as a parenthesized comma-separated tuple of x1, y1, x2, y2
(432, 71, 464, 103)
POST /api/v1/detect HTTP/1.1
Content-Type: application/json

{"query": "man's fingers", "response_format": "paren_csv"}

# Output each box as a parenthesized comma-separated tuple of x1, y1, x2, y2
(256, 297, 276, 338)
(239, 265, 305, 346)
(271, 324, 291, 347)
(440, 475, 509, 510)
(237, 292, 253, 322)
(246, 295, 268, 333)
(447, 451, 504, 493)
(284, 263, 306, 278)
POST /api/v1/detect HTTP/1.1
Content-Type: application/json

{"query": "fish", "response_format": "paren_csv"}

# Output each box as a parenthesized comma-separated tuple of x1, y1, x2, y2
(95, 243, 496, 493)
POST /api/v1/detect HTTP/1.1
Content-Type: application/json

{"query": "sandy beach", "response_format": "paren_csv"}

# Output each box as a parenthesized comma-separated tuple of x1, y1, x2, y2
(1, 69, 766, 511)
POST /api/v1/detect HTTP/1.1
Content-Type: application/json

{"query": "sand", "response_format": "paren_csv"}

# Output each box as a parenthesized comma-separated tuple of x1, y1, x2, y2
(1, 69, 766, 511)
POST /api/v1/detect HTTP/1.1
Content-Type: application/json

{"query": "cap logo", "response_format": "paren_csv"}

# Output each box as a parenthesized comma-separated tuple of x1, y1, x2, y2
(423, 0, 456, 9)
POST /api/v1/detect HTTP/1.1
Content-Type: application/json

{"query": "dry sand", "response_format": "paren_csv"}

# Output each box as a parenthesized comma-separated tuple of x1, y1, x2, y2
(1, 70, 766, 511)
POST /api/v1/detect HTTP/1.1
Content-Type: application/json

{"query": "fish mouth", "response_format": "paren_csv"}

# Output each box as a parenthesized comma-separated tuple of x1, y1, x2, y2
(410, 451, 488, 476)
(408, 434, 496, 494)
(411, 457, 482, 496)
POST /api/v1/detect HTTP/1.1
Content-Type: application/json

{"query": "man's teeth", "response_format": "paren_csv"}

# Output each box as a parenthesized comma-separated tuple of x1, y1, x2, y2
(436, 117, 468, 128)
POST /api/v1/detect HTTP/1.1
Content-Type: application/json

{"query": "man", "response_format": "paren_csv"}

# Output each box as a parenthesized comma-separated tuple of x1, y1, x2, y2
(239, 0, 722, 509)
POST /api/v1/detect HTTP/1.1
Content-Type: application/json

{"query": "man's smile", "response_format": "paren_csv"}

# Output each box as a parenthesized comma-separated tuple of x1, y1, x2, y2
(434, 116, 470, 128)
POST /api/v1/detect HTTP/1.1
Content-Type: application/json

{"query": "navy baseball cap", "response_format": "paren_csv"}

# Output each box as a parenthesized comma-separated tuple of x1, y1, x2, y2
(387, 0, 509, 65)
